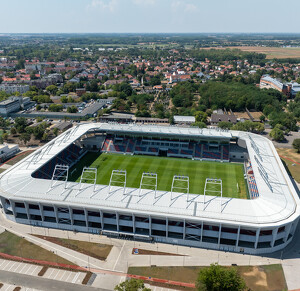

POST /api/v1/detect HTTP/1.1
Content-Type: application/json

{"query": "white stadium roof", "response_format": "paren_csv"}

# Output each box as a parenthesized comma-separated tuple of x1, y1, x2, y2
(0, 123, 299, 228)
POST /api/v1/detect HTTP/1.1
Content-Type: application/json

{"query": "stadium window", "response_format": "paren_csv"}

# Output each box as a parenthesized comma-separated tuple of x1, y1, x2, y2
(119, 226, 133, 233)
(44, 216, 56, 223)
(240, 229, 256, 236)
(30, 214, 42, 221)
(15, 202, 25, 208)
(74, 220, 86, 227)
(152, 230, 166, 237)
(168, 232, 183, 239)
(16, 213, 28, 219)
(222, 227, 238, 234)
(220, 238, 236, 246)
(152, 218, 166, 225)
(43, 206, 54, 212)
(58, 207, 69, 213)
(88, 211, 100, 217)
(168, 220, 183, 227)
(119, 215, 132, 221)
(29, 204, 39, 210)
(260, 230, 273, 236)
(135, 228, 149, 235)
(88, 221, 102, 228)
(278, 226, 285, 233)
(58, 218, 71, 225)
(103, 212, 116, 219)
(135, 216, 149, 223)
(72, 209, 85, 215)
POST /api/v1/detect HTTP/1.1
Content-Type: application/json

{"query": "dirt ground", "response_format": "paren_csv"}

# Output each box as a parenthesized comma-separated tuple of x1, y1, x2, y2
(128, 264, 287, 291)
(277, 148, 300, 182)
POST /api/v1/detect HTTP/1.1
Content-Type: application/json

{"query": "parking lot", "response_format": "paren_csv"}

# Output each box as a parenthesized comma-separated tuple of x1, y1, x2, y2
(0, 283, 39, 291)
(0, 258, 87, 285)
(0, 259, 42, 276)
(43, 267, 86, 284)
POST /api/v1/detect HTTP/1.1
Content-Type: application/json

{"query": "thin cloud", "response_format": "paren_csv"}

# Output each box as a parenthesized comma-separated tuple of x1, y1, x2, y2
(87, 0, 119, 12)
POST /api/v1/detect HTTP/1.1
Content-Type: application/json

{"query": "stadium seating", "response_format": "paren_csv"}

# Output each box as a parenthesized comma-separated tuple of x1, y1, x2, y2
(32, 144, 86, 180)
(247, 162, 259, 198)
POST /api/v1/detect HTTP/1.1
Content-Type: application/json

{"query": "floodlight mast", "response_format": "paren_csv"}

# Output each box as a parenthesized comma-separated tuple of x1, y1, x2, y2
(203, 178, 222, 211)
(76, 167, 97, 196)
(48, 164, 69, 192)
(170, 175, 189, 201)
(107, 169, 127, 198)
(139, 172, 158, 197)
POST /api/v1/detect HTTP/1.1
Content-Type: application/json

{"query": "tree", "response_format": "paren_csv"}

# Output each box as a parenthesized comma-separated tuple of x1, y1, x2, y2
(67, 105, 78, 113)
(2, 133, 8, 141)
(14, 117, 28, 133)
(10, 127, 17, 135)
(46, 85, 58, 95)
(195, 111, 208, 124)
(292, 139, 300, 153)
(269, 124, 285, 141)
(196, 263, 246, 291)
(114, 279, 151, 291)
(20, 132, 31, 145)
(192, 122, 207, 128)
(53, 127, 59, 137)
(218, 121, 233, 130)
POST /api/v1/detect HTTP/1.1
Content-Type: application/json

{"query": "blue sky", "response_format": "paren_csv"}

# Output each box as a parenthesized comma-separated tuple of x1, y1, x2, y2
(1, 0, 300, 33)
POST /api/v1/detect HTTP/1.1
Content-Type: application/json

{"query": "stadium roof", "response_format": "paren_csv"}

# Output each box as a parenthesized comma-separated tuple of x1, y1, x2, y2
(0, 123, 299, 228)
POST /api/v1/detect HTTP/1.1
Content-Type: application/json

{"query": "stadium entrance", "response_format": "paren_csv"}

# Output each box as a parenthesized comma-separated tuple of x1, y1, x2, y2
(159, 149, 168, 157)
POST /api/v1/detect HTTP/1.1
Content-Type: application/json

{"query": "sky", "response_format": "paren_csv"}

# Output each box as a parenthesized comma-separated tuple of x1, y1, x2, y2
(1, 0, 300, 34)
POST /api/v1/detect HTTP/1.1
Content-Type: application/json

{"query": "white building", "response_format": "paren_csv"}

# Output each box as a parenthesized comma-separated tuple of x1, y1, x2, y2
(0, 144, 19, 163)
(0, 84, 30, 94)
(0, 96, 31, 115)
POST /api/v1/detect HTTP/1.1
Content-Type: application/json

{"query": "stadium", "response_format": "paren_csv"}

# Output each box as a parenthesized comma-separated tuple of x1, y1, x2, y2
(0, 123, 299, 254)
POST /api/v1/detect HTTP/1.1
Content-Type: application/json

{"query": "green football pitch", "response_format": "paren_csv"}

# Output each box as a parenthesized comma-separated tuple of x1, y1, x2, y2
(69, 152, 248, 199)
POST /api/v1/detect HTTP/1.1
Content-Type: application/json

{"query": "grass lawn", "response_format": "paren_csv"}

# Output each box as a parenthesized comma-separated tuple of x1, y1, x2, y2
(34, 235, 112, 261)
(128, 264, 287, 291)
(276, 148, 300, 183)
(69, 153, 247, 199)
(0, 231, 74, 265)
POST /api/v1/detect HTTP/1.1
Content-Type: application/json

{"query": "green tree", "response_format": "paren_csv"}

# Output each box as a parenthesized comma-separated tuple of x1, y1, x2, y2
(195, 111, 208, 124)
(292, 139, 300, 153)
(192, 122, 207, 128)
(2, 133, 8, 141)
(269, 124, 285, 141)
(67, 105, 78, 113)
(61, 96, 68, 103)
(218, 121, 233, 130)
(46, 85, 58, 95)
(114, 279, 151, 291)
(196, 263, 246, 291)
(10, 127, 17, 135)
(20, 132, 31, 145)
(14, 117, 28, 133)
(53, 127, 59, 137)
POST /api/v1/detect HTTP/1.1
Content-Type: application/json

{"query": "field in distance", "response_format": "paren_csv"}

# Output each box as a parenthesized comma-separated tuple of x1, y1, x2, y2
(69, 153, 247, 199)
(205, 46, 300, 59)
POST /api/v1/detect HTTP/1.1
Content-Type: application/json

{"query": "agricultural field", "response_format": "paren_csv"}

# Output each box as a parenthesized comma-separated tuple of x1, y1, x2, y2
(69, 153, 247, 199)
(207, 46, 300, 59)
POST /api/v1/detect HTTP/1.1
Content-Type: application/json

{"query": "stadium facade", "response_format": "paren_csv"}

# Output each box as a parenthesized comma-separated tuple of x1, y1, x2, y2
(0, 123, 299, 254)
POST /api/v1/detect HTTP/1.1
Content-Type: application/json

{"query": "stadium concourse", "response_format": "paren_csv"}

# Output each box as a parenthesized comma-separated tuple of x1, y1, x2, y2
(0, 123, 299, 255)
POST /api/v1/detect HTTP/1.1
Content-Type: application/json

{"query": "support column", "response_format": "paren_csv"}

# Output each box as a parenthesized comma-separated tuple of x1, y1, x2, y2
(271, 227, 278, 248)
(284, 223, 292, 242)
(183, 219, 186, 240)
(254, 229, 260, 249)
(235, 226, 241, 250)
